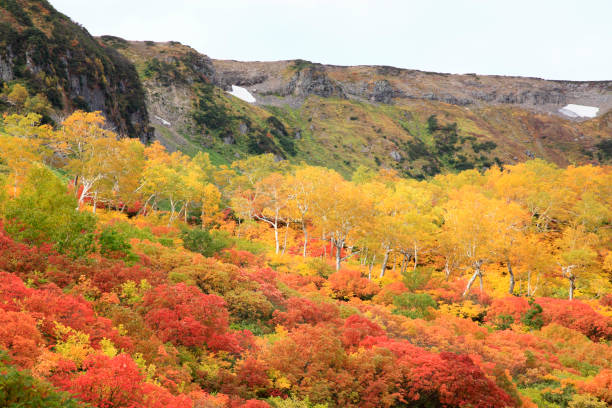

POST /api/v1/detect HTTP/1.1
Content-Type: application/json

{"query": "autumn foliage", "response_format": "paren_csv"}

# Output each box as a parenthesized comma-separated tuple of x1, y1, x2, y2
(142, 283, 240, 351)
(1, 111, 611, 407)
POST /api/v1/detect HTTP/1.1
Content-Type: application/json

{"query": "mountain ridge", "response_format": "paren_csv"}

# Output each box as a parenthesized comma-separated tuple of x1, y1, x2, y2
(211, 58, 612, 116)
(95, 38, 612, 178)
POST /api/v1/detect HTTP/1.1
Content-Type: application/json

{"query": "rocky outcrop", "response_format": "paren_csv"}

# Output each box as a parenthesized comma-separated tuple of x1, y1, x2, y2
(93, 39, 612, 175)
(286, 66, 346, 99)
(370, 80, 396, 103)
(0, 51, 14, 82)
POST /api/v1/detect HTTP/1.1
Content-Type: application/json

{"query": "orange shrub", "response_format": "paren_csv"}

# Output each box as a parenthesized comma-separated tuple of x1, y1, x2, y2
(328, 269, 380, 300)
(485, 296, 530, 326)
(578, 369, 612, 404)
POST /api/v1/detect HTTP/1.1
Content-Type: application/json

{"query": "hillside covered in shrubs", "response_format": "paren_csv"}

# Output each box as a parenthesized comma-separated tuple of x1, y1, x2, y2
(0, 110, 611, 407)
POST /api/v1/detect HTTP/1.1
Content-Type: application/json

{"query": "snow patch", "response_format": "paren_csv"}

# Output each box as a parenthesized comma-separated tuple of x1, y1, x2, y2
(558, 104, 599, 118)
(227, 85, 256, 103)
(154, 115, 171, 126)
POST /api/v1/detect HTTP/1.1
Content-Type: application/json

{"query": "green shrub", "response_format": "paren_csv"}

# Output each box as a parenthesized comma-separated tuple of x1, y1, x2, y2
(0, 351, 84, 408)
(542, 384, 575, 408)
(234, 237, 268, 254)
(392, 293, 437, 319)
(181, 227, 230, 257)
(568, 394, 608, 408)
(225, 289, 275, 322)
(306, 257, 335, 279)
(427, 115, 439, 133)
(495, 314, 515, 330)
(522, 298, 544, 330)
(402, 267, 432, 291)
(98, 226, 138, 262)
(268, 395, 328, 408)
(3, 166, 96, 257)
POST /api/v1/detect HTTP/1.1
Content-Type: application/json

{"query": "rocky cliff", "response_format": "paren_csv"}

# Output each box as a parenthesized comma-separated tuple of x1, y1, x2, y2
(0, 0, 150, 140)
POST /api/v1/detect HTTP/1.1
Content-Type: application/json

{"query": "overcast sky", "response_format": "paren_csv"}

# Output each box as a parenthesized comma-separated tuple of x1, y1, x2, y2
(50, 0, 611, 81)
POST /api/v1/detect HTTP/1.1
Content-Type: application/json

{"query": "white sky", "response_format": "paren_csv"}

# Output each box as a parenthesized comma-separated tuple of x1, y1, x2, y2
(50, 0, 611, 81)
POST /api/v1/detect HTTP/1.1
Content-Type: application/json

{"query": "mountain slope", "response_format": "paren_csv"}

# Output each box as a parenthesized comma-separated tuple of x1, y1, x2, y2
(98, 38, 299, 164)
(103, 38, 612, 177)
(0, 0, 150, 139)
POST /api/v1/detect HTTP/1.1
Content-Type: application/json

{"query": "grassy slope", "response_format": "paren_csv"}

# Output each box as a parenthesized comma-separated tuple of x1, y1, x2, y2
(267, 96, 609, 178)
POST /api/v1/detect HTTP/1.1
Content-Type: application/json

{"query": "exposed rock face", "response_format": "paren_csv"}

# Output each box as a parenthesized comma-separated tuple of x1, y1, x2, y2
(370, 80, 396, 103)
(389, 150, 402, 162)
(239, 123, 248, 135)
(286, 66, 346, 99)
(212, 60, 612, 118)
(97, 39, 221, 148)
(83, 39, 612, 175)
(0, 3, 151, 141)
(182, 51, 216, 84)
(0, 52, 14, 82)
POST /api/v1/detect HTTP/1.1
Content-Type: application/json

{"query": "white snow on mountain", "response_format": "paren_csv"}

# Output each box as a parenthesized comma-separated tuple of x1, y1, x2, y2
(558, 104, 599, 118)
(227, 85, 256, 103)
(154, 115, 171, 126)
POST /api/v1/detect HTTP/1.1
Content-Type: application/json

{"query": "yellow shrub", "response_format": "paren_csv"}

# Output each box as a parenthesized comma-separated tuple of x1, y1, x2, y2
(437, 300, 485, 320)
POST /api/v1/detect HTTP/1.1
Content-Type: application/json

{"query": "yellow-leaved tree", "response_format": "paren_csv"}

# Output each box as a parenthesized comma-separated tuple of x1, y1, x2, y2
(52, 111, 118, 209)
(0, 113, 52, 195)
(556, 225, 598, 300)
(312, 171, 373, 270)
(442, 187, 526, 297)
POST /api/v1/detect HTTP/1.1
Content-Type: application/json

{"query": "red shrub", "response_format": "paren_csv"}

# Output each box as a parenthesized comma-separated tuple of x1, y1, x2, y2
(578, 369, 612, 404)
(46, 255, 165, 292)
(0, 271, 32, 311)
(485, 296, 530, 325)
(277, 273, 325, 292)
(0, 228, 52, 280)
(430, 278, 492, 306)
(264, 325, 513, 408)
(235, 358, 270, 390)
(373, 281, 408, 305)
(44, 254, 90, 287)
(600, 293, 612, 307)
(0, 309, 42, 368)
(246, 267, 284, 306)
(218, 249, 264, 268)
(239, 401, 270, 408)
(25, 284, 127, 345)
(143, 283, 240, 352)
(370, 338, 514, 408)
(342, 314, 386, 349)
(287, 238, 344, 259)
(0, 272, 129, 349)
(150, 225, 179, 237)
(65, 353, 192, 408)
(536, 297, 612, 341)
(272, 297, 340, 328)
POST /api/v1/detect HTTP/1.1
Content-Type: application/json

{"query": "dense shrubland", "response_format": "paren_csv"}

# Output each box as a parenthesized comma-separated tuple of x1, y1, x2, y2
(0, 110, 611, 407)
